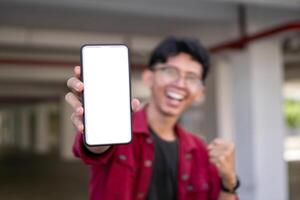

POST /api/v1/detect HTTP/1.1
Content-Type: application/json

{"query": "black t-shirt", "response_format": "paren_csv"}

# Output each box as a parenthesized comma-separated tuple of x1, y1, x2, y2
(146, 128, 178, 200)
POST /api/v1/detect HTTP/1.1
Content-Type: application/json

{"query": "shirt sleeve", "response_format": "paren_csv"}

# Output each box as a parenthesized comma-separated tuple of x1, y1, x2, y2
(208, 162, 221, 200)
(72, 132, 115, 165)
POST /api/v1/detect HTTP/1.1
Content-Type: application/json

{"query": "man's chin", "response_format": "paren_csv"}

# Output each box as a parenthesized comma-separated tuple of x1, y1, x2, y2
(161, 106, 184, 118)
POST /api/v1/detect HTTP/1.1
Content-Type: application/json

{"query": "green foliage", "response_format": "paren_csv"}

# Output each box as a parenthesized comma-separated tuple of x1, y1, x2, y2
(284, 99, 300, 129)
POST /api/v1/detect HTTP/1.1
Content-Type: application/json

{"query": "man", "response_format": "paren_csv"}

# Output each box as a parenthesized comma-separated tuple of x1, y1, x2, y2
(66, 36, 239, 200)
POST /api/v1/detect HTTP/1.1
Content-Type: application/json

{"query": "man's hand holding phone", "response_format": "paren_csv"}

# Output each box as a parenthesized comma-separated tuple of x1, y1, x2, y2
(65, 66, 140, 154)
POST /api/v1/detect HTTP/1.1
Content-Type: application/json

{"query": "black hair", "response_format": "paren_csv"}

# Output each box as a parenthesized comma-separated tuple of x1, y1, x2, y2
(148, 36, 210, 83)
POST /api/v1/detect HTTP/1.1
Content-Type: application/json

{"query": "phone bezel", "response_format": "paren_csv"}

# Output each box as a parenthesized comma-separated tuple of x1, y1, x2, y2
(80, 44, 133, 147)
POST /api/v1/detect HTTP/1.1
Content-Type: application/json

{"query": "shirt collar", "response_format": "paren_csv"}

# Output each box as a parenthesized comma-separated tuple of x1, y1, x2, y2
(132, 106, 198, 152)
(175, 125, 198, 152)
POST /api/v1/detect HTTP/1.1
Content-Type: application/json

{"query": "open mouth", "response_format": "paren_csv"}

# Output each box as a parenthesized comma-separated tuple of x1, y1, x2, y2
(166, 91, 185, 101)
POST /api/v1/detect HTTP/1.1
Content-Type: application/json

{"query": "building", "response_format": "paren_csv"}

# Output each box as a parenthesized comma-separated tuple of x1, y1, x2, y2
(0, 0, 300, 199)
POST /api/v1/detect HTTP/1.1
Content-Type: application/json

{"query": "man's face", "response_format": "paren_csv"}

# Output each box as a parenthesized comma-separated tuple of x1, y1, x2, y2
(145, 52, 204, 118)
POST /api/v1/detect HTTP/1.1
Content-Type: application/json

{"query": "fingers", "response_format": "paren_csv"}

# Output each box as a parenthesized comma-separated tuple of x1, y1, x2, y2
(208, 138, 234, 152)
(209, 154, 227, 168)
(207, 138, 223, 149)
(209, 150, 229, 161)
(71, 113, 84, 132)
(65, 92, 84, 115)
(65, 92, 84, 132)
(65, 66, 84, 132)
(74, 66, 81, 79)
(208, 138, 235, 169)
(131, 98, 141, 112)
(68, 66, 83, 94)
(67, 77, 84, 94)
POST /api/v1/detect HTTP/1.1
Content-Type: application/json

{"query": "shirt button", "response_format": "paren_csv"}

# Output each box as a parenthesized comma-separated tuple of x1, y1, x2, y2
(181, 174, 189, 181)
(146, 137, 153, 144)
(119, 154, 127, 161)
(144, 160, 152, 167)
(202, 182, 209, 190)
(185, 153, 192, 160)
(187, 184, 193, 191)
(137, 192, 145, 198)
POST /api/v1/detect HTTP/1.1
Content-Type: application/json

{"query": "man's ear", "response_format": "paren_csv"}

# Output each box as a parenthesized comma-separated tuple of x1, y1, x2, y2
(142, 69, 154, 87)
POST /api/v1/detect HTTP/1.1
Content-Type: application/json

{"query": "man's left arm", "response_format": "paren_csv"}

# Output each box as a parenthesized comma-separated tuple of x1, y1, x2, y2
(208, 138, 239, 200)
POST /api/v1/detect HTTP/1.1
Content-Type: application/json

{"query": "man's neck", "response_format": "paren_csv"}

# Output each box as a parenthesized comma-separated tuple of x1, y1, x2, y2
(146, 102, 178, 141)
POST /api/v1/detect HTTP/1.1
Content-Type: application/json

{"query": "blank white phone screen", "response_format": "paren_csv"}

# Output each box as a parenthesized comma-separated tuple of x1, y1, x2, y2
(81, 45, 132, 146)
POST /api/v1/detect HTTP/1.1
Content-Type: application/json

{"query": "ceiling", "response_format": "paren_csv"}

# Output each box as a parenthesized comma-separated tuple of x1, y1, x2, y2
(0, 0, 298, 36)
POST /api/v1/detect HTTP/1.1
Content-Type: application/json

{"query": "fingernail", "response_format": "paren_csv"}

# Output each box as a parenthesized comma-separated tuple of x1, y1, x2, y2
(76, 107, 82, 114)
(76, 82, 82, 90)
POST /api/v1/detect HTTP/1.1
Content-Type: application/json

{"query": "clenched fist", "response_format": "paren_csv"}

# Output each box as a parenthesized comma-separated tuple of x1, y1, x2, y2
(208, 138, 237, 190)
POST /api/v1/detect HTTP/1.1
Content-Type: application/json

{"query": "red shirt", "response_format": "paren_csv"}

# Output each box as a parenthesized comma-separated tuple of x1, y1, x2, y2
(73, 107, 221, 200)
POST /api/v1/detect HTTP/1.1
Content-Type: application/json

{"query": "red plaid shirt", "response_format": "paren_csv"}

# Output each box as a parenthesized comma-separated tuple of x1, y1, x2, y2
(73, 107, 221, 200)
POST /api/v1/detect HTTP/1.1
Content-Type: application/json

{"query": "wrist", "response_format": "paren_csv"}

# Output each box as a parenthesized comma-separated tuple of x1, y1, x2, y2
(222, 174, 237, 189)
(221, 176, 240, 194)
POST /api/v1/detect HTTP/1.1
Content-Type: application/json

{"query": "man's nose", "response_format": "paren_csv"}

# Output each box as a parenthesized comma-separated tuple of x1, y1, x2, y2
(173, 76, 186, 88)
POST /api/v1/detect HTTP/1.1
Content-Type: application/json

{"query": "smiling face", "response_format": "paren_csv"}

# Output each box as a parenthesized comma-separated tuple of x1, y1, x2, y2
(143, 52, 204, 118)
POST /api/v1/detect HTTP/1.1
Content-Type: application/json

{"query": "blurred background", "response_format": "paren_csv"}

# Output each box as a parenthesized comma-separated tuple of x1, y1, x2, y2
(0, 0, 299, 199)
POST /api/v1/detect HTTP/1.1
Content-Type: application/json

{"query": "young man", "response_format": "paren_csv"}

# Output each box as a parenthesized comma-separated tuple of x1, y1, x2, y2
(66, 37, 239, 200)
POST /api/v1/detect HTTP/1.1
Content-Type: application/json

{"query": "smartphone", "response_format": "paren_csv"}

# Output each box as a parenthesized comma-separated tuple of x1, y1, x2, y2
(80, 44, 132, 146)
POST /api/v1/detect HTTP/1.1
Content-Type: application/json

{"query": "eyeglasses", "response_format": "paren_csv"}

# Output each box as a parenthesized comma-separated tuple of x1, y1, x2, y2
(153, 66, 203, 90)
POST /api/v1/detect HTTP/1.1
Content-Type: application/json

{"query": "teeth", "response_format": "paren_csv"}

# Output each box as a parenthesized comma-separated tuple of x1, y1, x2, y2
(166, 91, 184, 100)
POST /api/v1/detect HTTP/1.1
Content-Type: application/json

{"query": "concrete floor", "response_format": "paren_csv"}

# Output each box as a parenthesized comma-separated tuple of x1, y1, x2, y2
(0, 149, 300, 200)
(0, 150, 89, 200)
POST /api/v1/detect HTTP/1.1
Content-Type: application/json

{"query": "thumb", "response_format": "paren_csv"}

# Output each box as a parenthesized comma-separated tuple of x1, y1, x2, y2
(131, 98, 141, 112)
